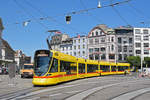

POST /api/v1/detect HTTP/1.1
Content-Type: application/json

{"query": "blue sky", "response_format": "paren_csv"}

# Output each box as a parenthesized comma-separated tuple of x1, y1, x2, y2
(0, 0, 150, 59)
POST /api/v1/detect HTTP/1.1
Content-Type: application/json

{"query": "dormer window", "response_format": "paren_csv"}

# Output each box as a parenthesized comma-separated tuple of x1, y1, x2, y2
(96, 31, 98, 36)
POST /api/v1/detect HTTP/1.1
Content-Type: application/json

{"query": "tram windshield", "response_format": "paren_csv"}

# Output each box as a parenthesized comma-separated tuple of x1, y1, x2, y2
(34, 50, 52, 76)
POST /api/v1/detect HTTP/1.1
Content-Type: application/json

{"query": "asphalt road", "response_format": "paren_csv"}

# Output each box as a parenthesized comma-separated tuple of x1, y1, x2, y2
(0, 73, 150, 100)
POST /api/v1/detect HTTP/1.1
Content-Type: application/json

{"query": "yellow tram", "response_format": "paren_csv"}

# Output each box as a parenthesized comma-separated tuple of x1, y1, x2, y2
(32, 50, 130, 86)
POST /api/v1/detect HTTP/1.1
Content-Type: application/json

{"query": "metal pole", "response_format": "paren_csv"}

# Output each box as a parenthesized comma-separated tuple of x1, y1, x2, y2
(141, 34, 143, 73)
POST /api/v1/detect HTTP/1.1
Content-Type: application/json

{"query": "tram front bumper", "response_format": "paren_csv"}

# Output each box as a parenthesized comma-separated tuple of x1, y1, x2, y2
(32, 78, 58, 86)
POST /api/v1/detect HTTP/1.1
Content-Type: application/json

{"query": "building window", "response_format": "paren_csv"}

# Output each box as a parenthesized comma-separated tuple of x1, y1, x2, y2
(83, 38, 85, 42)
(136, 50, 141, 54)
(89, 54, 94, 60)
(101, 47, 105, 51)
(135, 29, 140, 34)
(74, 46, 76, 50)
(78, 39, 80, 43)
(129, 49, 132, 52)
(143, 29, 148, 34)
(144, 50, 149, 54)
(111, 37, 114, 42)
(118, 54, 122, 60)
(63, 47, 64, 51)
(92, 32, 94, 36)
(78, 45, 80, 49)
(95, 38, 99, 44)
(123, 46, 127, 52)
(111, 45, 114, 51)
(78, 51, 80, 56)
(135, 43, 141, 48)
(74, 52, 76, 56)
(89, 48, 93, 53)
(83, 45, 85, 49)
(89, 39, 93, 44)
(129, 38, 132, 44)
(74, 40, 76, 43)
(95, 54, 99, 60)
(118, 46, 122, 52)
(135, 35, 141, 40)
(96, 31, 98, 36)
(109, 54, 115, 59)
(144, 43, 149, 47)
(101, 54, 106, 60)
(124, 54, 127, 60)
(101, 38, 105, 42)
(70, 46, 72, 50)
(123, 40, 127, 44)
(83, 51, 85, 55)
(95, 48, 99, 52)
(118, 37, 122, 43)
(143, 36, 149, 41)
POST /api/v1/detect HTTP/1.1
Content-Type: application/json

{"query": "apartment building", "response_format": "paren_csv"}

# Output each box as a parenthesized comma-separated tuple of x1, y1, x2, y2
(60, 38, 73, 55)
(88, 24, 116, 62)
(50, 33, 69, 51)
(72, 35, 88, 59)
(115, 27, 134, 62)
(133, 28, 150, 60)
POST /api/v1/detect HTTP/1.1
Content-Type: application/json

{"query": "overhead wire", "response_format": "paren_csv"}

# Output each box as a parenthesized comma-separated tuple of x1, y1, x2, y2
(79, 0, 105, 24)
(14, 0, 131, 27)
(13, 0, 49, 30)
(110, 0, 130, 26)
(23, 0, 82, 33)
(127, 1, 150, 26)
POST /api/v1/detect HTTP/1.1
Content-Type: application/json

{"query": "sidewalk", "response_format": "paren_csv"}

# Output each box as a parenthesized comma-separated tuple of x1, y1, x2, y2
(0, 75, 33, 95)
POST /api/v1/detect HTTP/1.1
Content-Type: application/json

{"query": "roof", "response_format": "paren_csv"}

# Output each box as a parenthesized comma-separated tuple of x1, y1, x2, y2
(1, 38, 15, 53)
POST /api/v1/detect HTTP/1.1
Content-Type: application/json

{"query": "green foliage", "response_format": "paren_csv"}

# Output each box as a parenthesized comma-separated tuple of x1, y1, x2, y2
(126, 56, 141, 67)
(144, 57, 150, 66)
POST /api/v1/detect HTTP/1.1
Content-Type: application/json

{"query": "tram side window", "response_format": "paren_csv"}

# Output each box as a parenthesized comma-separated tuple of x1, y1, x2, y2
(111, 66, 117, 71)
(100, 65, 110, 72)
(60, 61, 71, 74)
(124, 66, 129, 70)
(79, 63, 85, 73)
(118, 66, 124, 71)
(49, 58, 58, 73)
(87, 64, 98, 73)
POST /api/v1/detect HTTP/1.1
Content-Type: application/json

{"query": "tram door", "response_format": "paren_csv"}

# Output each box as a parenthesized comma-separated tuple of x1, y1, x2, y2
(78, 63, 85, 78)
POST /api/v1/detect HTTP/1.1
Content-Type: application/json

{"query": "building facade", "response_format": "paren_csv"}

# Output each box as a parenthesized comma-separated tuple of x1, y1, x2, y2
(88, 24, 116, 62)
(133, 28, 150, 60)
(72, 35, 88, 59)
(115, 27, 134, 62)
(60, 38, 73, 55)
(0, 18, 15, 68)
(50, 33, 69, 51)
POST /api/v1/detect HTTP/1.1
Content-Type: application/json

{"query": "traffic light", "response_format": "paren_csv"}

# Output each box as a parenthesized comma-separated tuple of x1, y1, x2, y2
(66, 16, 71, 24)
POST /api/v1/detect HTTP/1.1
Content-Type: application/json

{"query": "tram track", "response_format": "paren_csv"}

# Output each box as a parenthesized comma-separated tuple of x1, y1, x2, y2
(0, 86, 47, 100)
(13, 76, 139, 100)
(0, 76, 143, 100)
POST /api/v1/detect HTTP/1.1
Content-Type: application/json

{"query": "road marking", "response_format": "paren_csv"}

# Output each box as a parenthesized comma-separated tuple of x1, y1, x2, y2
(49, 93, 62, 97)
(13, 81, 99, 100)
(112, 87, 150, 100)
(65, 79, 150, 100)
(65, 90, 81, 94)
(10, 77, 147, 100)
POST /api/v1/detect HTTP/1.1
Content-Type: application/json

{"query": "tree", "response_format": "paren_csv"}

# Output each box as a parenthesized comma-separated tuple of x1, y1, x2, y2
(126, 56, 141, 71)
(144, 57, 150, 67)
